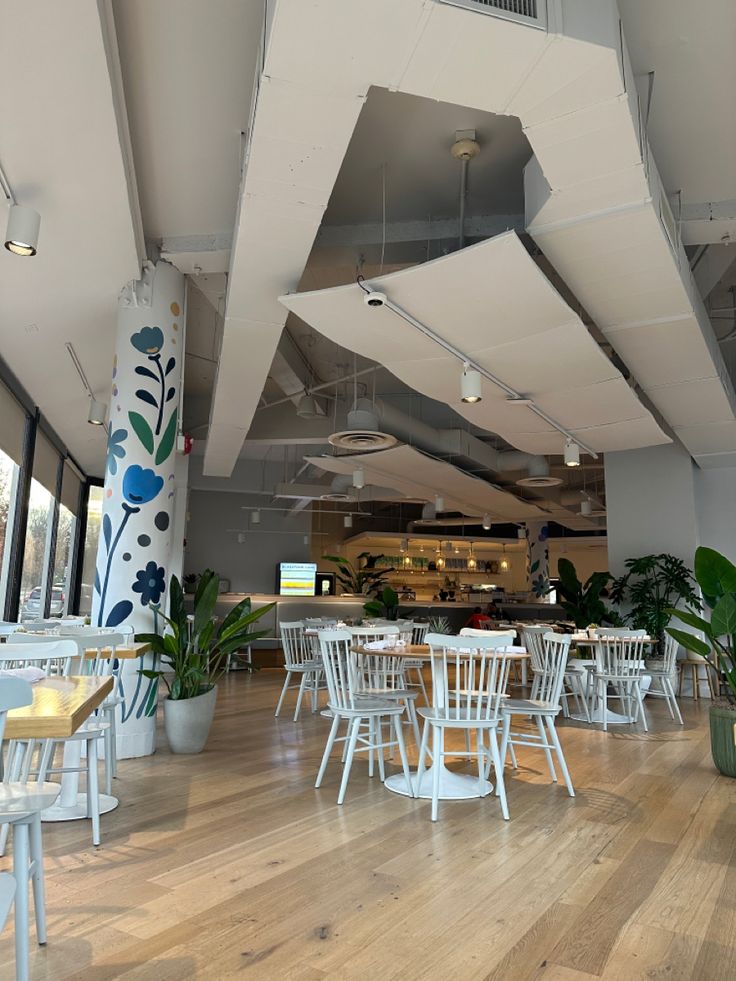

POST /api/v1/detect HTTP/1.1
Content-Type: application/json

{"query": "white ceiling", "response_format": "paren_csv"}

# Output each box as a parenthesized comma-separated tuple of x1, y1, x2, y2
(111, 0, 263, 241)
(0, 1, 140, 475)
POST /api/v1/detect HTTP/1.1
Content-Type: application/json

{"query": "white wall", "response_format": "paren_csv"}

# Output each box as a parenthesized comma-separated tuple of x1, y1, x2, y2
(549, 540, 609, 582)
(695, 466, 736, 564)
(605, 444, 698, 575)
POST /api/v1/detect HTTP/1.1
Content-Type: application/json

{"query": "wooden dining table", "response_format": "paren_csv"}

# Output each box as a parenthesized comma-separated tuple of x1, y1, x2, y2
(5, 674, 116, 823)
(352, 642, 529, 802)
(5, 675, 113, 739)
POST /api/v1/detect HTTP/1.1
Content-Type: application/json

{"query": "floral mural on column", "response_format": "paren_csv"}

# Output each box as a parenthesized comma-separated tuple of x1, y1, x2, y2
(527, 521, 550, 598)
(91, 261, 184, 743)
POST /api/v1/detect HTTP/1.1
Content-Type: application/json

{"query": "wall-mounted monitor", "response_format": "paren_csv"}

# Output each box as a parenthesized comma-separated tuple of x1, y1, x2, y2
(277, 562, 318, 596)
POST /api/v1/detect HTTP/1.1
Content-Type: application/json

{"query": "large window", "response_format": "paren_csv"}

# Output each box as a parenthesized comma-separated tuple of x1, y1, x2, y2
(19, 478, 54, 621)
(0, 447, 20, 609)
(79, 485, 103, 617)
(52, 504, 75, 616)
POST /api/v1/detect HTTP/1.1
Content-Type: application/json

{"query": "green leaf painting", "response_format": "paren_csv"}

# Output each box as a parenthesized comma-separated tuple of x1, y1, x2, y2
(128, 411, 154, 454)
(155, 408, 177, 465)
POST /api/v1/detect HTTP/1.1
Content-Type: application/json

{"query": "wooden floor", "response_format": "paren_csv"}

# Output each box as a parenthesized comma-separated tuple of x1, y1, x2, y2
(1, 670, 734, 980)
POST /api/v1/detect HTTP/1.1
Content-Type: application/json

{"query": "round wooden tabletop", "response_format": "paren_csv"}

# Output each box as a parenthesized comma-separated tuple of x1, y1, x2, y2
(352, 643, 528, 660)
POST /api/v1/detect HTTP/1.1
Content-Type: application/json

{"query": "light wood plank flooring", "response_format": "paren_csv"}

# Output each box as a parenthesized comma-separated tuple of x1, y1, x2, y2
(1, 669, 734, 980)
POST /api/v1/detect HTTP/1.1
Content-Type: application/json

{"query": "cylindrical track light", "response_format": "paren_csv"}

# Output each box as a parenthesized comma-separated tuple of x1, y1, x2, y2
(353, 467, 365, 490)
(344, 514, 353, 528)
(251, 509, 261, 525)
(580, 499, 592, 516)
(435, 495, 444, 512)
(88, 399, 107, 426)
(517, 525, 526, 539)
(564, 438, 580, 468)
(5, 204, 40, 257)
(460, 363, 482, 403)
(482, 514, 492, 531)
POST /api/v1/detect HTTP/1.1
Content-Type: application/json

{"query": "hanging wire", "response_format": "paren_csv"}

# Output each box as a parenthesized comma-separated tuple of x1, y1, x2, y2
(380, 162, 387, 275)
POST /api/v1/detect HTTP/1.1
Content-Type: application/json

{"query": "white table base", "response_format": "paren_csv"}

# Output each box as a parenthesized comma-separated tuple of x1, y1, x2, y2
(42, 793, 118, 822)
(571, 707, 636, 725)
(385, 764, 493, 800)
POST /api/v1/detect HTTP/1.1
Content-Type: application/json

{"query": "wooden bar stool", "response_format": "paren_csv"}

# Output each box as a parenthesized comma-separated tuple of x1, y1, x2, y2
(678, 658, 717, 700)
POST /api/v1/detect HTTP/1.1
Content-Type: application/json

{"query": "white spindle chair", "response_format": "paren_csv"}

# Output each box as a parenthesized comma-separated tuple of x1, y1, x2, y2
(275, 621, 321, 721)
(0, 641, 107, 848)
(315, 631, 412, 804)
(592, 635, 649, 731)
(402, 623, 429, 702)
(499, 633, 575, 805)
(644, 633, 684, 724)
(416, 632, 513, 822)
(0, 677, 62, 981)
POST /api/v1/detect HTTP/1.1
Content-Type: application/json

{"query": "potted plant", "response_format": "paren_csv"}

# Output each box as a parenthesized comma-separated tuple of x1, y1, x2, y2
(610, 553, 700, 647)
(363, 586, 400, 621)
(557, 558, 620, 629)
(427, 615, 452, 635)
(138, 570, 273, 753)
(182, 573, 199, 594)
(321, 553, 393, 595)
(666, 546, 736, 777)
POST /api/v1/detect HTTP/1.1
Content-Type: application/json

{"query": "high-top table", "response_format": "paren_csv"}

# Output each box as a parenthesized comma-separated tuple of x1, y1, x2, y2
(352, 643, 528, 801)
(568, 635, 657, 724)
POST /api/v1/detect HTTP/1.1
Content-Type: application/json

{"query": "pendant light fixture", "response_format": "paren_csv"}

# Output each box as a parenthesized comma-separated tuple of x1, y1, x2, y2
(517, 525, 527, 540)
(580, 498, 592, 516)
(296, 393, 318, 419)
(460, 362, 482, 404)
(400, 537, 408, 553)
(467, 543, 477, 571)
(352, 466, 365, 489)
(1, 161, 40, 257)
(482, 514, 492, 531)
(344, 514, 353, 528)
(435, 495, 444, 512)
(500, 544, 510, 572)
(564, 438, 580, 467)
(251, 509, 261, 525)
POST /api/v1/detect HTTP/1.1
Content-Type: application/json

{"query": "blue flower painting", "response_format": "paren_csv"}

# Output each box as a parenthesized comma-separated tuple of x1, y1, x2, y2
(132, 561, 166, 606)
(131, 326, 164, 355)
(123, 465, 164, 506)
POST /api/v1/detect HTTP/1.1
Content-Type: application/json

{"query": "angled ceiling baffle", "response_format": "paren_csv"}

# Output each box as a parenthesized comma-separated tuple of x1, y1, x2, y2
(203, 0, 736, 477)
(281, 231, 670, 456)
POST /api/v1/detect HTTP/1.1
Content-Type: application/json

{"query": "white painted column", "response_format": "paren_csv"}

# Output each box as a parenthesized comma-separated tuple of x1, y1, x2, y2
(526, 521, 550, 599)
(92, 259, 184, 756)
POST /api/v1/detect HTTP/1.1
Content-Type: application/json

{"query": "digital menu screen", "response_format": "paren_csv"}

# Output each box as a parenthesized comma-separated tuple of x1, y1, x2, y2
(278, 562, 318, 596)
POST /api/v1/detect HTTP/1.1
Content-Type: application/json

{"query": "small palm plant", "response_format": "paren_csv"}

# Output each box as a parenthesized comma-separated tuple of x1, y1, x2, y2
(138, 570, 274, 700)
(322, 553, 393, 595)
(427, 615, 452, 635)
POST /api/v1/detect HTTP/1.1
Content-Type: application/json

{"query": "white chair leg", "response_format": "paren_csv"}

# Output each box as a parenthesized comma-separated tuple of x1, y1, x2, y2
(601, 680, 609, 732)
(104, 725, 113, 797)
(536, 715, 557, 782)
(315, 714, 340, 788)
(634, 685, 649, 732)
(546, 717, 574, 797)
(431, 727, 442, 822)
(489, 730, 509, 821)
(367, 717, 375, 778)
(393, 715, 413, 796)
(407, 700, 421, 754)
(274, 671, 292, 718)
(376, 719, 386, 782)
(476, 728, 485, 796)
(293, 672, 309, 722)
(416, 667, 428, 704)
(87, 739, 101, 847)
(310, 671, 318, 713)
(29, 814, 47, 944)
(415, 720, 430, 797)
(13, 821, 30, 981)
(108, 708, 118, 778)
(338, 718, 361, 805)
(666, 678, 684, 725)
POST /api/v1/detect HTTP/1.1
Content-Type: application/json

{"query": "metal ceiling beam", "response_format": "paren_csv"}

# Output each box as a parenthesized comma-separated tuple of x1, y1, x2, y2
(315, 214, 525, 248)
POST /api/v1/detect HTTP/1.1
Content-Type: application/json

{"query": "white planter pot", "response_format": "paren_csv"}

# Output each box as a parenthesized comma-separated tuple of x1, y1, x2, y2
(163, 685, 218, 754)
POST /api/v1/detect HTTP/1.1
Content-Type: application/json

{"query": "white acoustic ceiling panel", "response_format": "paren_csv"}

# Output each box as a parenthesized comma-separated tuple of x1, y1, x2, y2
(305, 445, 547, 521)
(281, 231, 670, 456)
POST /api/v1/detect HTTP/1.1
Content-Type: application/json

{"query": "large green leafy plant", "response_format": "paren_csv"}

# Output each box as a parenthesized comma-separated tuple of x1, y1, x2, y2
(363, 586, 400, 620)
(321, 553, 393, 595)
(138, 570, 274, 701)
(667, 546, 736, 704)
(610, 553, 699, 641)
(557, 558, 618, 629)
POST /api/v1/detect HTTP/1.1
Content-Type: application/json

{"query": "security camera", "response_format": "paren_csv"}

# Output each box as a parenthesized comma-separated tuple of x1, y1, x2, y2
(364, 291, 386, 308)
